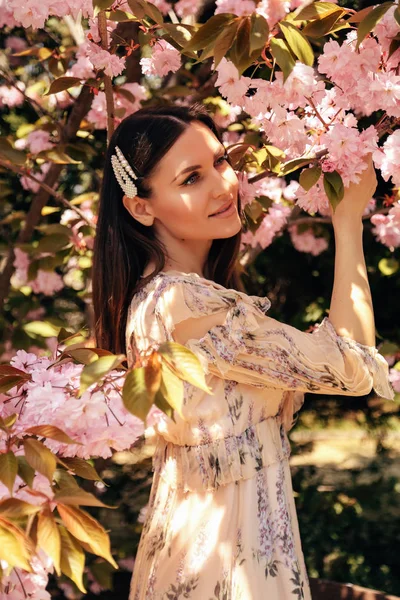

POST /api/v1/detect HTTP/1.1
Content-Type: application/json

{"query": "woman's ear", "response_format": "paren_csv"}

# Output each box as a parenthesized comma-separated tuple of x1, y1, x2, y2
(122, 194, 155, 226)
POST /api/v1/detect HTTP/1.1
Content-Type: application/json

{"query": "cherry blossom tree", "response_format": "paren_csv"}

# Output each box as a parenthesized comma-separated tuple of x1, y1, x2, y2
(0, 0, 400, 596)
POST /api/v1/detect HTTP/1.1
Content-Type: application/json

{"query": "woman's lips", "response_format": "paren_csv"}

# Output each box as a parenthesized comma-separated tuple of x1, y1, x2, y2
(209, 200, 235, 217)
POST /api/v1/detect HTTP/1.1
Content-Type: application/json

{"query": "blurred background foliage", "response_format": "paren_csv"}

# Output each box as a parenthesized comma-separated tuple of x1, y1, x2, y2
(1, 0, 399, 596)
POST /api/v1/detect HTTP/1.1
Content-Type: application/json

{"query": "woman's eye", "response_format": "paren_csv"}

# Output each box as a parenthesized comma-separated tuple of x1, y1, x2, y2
(182, 155, 228, 186)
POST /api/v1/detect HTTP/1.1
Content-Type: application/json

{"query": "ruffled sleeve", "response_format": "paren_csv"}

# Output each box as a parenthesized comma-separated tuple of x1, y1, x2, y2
(154, 274, 394, 404)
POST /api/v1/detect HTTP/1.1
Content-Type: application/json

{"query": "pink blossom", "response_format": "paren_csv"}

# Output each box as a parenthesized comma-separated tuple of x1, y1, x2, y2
(0, 84, 24, 108)
(0, 0, 19, 27)
(370, 201, 400, 250)
(389, 367, 400, 393)
(140, 39, 181, 77)
(288, 225, 329, 256)
(86, 42, 126, 77)
(319, 123, 379, 187)
(2, 353, 146, 460)
(30, 270, 65, 295)
(26, 130, 54, 154)
(256, 0, 291, 28)
(214, 58, 250, 107)
(13, 248, 30, 285)
(20, 163, 51, 193)
(87, 83, 147, 129)
(215, 0, 256, 16)
(67, 55, 95, 79)
(5, 36, 27, 53)
(9, 0, 49, 28)
(257, 106, 308, 158)
(241, 202, 291, 249)
(237, 172, 257, 208)
(273, 62, 326, 110)
(372, 130, 400, 188)
(369, 72, 400, 118)
(87, 16, 117, 44)
(295, 177, 331, 216)
(173, 0, 203, 18)
(373, 4, 399, 56)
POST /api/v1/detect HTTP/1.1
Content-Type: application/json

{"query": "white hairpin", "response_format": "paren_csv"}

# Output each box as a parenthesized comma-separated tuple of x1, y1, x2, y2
(111, 146, 138, 198)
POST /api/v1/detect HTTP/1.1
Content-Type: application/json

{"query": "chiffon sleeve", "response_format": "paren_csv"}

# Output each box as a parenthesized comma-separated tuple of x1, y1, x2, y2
(155, 277, 395, 403)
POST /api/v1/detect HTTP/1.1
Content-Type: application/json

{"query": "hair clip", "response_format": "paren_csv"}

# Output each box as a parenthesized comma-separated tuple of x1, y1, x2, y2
(111, 146, 138, 198)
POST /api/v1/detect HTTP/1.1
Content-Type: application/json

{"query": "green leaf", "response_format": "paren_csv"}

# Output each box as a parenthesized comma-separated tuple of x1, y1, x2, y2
(249, 13, 269, 54)
(0, 521, 32, 571)
(0, 413, 18, 432)
(294, 1, 346, 21)
(59, 525, 86, 593)
(0, 498, 41, 519)
(23, 321, 60, 338)
(299, 165, 322, 191)
(106, 9, 136, 22)
(54, 469, 80, 490)
(57, 504, 118, 568)
(23, 438, 57, 482)
(25, 425, 79, 445)
(45, 77, 82, 96)
(154, 388, 174, 419)
(0, 375, 28, 394)
(394, 7, 400, 27)
(159, 23, 194, 49)
(142, 0, 164, 23)
(323, 170, 344, 212)
(54, 488, 115, 508)
(280, 156, 315, 176)
(378, 258, 399, 276)
(302, 10, 345, 38)
(0, 138, 26, 166)
(80, 354, 125, 395)
(389, 35, 400, 59)
(122, 367, 154, 420)
(17, 456, 35, 487)
(38, 511, 61, 575)
(127, 0, 147, 19)
(183, 13, 236, 52)
(158, 342, 213, 394)
(160, 361, 184, 418)
(0, 452, 18, 495)
(279, 21, 314, 66)
(229, 16, 251, 75)
(93, 0, 114, 12)
(36, 233, 71, 253)
(36, 148, 81, 164)
(214, 20, 240, 68)
(356, 2, 394, 50)
(269, 38, 296, 82)
(57, 457, 102, 481)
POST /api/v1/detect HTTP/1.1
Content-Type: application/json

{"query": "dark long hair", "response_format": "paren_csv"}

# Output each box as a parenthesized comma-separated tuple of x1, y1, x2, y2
(92, 103, 245, 354)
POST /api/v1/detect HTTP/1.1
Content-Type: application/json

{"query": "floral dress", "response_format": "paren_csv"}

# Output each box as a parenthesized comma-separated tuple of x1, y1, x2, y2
(125, 270, 394, 600)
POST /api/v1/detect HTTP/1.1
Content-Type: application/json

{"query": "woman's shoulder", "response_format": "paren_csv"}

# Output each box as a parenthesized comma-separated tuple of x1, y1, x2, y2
(127, 269, 272, 336)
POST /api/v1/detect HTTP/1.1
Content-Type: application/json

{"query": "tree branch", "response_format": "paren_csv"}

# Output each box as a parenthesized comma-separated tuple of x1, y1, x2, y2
(0, 158, 94, 226)
(98, 11, 115, 144)
(240, 203, 393, 268)
(0, 85, 94, 308)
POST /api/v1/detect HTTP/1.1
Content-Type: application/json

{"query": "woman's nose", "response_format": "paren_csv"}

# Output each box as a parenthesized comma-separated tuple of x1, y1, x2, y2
(210, 168, 231, 199)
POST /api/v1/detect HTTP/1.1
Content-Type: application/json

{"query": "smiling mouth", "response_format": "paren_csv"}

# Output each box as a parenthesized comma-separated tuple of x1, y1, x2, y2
(209, 200, 233, 217)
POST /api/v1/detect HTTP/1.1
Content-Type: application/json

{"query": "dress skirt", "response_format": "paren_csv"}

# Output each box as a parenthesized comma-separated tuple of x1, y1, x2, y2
(129, 417, 311, 600)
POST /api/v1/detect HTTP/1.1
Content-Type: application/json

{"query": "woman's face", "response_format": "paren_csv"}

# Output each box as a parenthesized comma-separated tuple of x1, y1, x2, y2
(124, 121, 242, 243)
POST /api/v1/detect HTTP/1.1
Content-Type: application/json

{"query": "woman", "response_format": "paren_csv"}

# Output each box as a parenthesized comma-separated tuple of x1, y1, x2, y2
(93, 103, 394, 599)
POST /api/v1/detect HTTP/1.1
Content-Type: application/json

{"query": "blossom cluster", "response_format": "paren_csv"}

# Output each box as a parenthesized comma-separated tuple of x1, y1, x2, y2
(0, 346, 163, 597)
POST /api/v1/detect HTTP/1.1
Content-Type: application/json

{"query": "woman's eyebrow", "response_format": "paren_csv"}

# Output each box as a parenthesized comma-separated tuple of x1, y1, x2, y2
(171, 145, 226, 183)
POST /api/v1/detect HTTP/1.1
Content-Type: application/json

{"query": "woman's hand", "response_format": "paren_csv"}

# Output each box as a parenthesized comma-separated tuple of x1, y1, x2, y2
(329, 153, 378, 224)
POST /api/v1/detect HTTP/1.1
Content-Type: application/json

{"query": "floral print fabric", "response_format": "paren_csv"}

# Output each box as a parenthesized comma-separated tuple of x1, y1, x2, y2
(126, 270, 394, 599)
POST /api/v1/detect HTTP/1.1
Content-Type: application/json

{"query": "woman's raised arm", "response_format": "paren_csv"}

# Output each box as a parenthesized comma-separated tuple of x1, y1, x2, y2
(329, 153, 379, 346)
